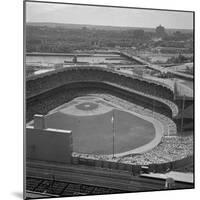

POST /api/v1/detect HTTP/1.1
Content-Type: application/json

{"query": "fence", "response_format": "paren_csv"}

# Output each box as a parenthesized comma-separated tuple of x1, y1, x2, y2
(71, 155, 193, 174)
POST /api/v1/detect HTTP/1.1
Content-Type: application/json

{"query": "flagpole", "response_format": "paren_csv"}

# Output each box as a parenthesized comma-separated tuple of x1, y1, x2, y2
(153, 87, 155, 118)
(112, 110, 115, 159)
(174, 80, 176, 101)
(180, 95, 185, 135)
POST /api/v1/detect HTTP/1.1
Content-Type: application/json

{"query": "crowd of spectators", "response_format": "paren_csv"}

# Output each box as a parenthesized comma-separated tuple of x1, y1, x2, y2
(26, 67, 174, 101)
(26, 83, 175, 122)
(74, 135, 193, 167)
(26, 87, 82, 122)
(26, 67, 178, 122)
(121, 136, 193, 165)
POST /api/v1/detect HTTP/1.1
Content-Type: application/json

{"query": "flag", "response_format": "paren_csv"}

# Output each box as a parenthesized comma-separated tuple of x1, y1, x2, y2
(111, 111, 115, 137)
(111, 111, 115, 158)
(111, 115, 114, 124)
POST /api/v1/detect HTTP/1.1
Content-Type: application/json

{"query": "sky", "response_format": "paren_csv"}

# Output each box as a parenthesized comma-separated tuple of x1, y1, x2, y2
(26, 2, 193, 29)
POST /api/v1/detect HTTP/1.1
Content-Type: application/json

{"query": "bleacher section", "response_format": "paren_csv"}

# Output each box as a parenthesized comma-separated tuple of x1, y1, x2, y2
(27, 67, 174, 100)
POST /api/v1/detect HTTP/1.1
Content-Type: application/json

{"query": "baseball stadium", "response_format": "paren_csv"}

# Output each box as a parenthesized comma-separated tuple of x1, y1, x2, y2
(26, 60, 194, 198)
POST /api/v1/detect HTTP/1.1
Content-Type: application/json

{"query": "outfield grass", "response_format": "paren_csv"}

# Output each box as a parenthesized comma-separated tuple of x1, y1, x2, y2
(45, 106, 155, 155)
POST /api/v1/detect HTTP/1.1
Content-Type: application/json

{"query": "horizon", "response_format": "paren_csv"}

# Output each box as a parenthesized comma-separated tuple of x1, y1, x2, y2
(27, 21, 193, 31)
(26, 2, 193, 30)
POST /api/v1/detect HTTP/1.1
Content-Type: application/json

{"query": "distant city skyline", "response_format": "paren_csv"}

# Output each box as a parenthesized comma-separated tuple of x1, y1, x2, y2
(26, 2, 193, 30)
